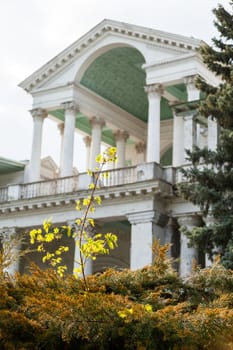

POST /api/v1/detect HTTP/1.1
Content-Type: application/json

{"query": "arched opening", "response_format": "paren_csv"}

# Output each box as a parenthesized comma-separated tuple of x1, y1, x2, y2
(80, 47, 147, 121)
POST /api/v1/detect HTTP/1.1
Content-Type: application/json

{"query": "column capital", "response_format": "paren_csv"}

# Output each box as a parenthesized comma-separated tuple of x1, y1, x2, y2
(200, 126, 208, 136)
(127, 210, 168, 227)
(135, 141, 146, 154)
(83, 135, 92, 147)
(30, 108, 47, 119)
(62, 101, 79, 113)
(144, 83, 164, 97)
(113, 130, 129, 142)
(183, 115, 194, 122)
(166, 217, 176, 227)
(184, 75, 200, 101)
(57, 122, 65, 135)
(90, 116, 105, 128)
(183, 75, 198, 87)
(177, 215, 201, 228)
(203, 214, 215, 226)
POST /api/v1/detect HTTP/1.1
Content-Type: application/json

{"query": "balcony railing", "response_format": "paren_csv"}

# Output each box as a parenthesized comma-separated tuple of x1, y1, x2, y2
(0, 163, 174, 203)
(20, 176, 79, 199)
(99, 166, 137, 187)
(0, 186, 8, 202)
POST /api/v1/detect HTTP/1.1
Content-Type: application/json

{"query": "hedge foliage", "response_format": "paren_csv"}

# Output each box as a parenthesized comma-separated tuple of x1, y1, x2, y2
(0, 243, 233, 350)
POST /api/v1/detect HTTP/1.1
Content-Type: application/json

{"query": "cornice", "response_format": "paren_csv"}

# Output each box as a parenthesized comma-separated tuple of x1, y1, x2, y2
(143, 52, 199, 70)
(19, 19, 203, 94)
(0, 179, 174, 216)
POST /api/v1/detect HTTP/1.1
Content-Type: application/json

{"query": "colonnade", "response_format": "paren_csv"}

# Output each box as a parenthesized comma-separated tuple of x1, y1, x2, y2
(25, 79, 170, 182)
(27, 74, 218, 183)
(27, 105, 133, 182)
(25, 84, 155, 182)
(28, 89, 165, 183)
(172, 76, 219, 167)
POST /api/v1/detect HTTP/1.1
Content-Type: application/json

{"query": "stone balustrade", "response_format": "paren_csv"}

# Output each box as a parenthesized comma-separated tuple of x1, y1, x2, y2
(0, 163, 177, 203)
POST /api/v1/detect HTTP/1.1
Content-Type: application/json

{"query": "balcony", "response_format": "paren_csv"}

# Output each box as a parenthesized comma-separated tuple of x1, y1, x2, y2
(0, 163, 177, 203)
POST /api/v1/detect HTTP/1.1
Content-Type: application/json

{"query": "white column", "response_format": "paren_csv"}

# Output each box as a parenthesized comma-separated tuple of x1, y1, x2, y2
(83, 135, 92, 170)
(172, 111, 184, 166)
(183, 115, 196, 161)
(185, 76, 200, 101)
(73, 237, 93, 277)
(89, 117, 105, 169)
(28, 108, 47, 182)
(198, 126, 208, 149)
(114, 130, 129, 168)
(206, 119, 218, 266)
(57, 122, 65, 173)
(164, 217, 175, 257)
(128, 210, 166, 270)
(60, 101, 79, 177)
(208, 117, 219, 151)
(73, 237, 80, 275)
(178, 215, 201, 277)
(135, 142, 146, 164)
(203, 215, 215, 267)
(0, 228, 21, 275)
(128, 212, 154, 270)
(145, 84, 163, 163)
(183, 76, 200, 163)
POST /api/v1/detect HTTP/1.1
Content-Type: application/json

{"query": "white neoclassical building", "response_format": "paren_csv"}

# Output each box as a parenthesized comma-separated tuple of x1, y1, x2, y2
(0, 19, 220, 277)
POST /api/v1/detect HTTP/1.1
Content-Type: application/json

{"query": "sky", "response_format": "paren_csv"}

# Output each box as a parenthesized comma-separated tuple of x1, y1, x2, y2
(0, 0, 230, 171)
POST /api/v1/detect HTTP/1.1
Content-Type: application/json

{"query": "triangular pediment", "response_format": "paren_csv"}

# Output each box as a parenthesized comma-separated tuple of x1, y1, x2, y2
(19, 19, 203, 93)
(40, 156, 58, 172)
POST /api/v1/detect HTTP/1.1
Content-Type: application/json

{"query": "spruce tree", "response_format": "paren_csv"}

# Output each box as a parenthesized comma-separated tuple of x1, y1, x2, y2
(179, 1, 233, 268)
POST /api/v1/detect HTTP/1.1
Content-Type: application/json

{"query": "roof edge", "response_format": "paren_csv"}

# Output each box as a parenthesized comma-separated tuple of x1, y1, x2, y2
(19, 19, 205, 93)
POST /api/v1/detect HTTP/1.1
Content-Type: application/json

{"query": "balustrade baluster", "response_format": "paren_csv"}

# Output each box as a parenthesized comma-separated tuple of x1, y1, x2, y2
(0, 167, 140, 203)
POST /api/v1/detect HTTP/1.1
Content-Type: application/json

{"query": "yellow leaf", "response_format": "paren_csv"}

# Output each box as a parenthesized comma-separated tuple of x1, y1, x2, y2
(94, 196, 101, 205)
(118, 310, 127, 319)
(43, 219, 52, 233)
(76, 200, 81, 211)
(83, 198, 91, 206)
(88, 218, 95, 227)
(96, 154, 103, 163)
(76, 219, 82, 226)
(145, 304, 153, 312)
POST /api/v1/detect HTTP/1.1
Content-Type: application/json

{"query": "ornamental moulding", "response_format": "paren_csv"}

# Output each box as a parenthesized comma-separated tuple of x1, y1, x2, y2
(61, 101, 79, 112)
(144, 84, 164, 96)
(0, 180, 173, 215)
(127, 210, 168, 227)
(142, 52, 199, 70)
(30, 108, 48, 119)
(19, 19, 202, 93)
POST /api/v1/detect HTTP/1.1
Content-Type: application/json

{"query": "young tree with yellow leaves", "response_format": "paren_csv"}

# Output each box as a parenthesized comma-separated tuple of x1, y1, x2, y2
(29, 147, 118, 290)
